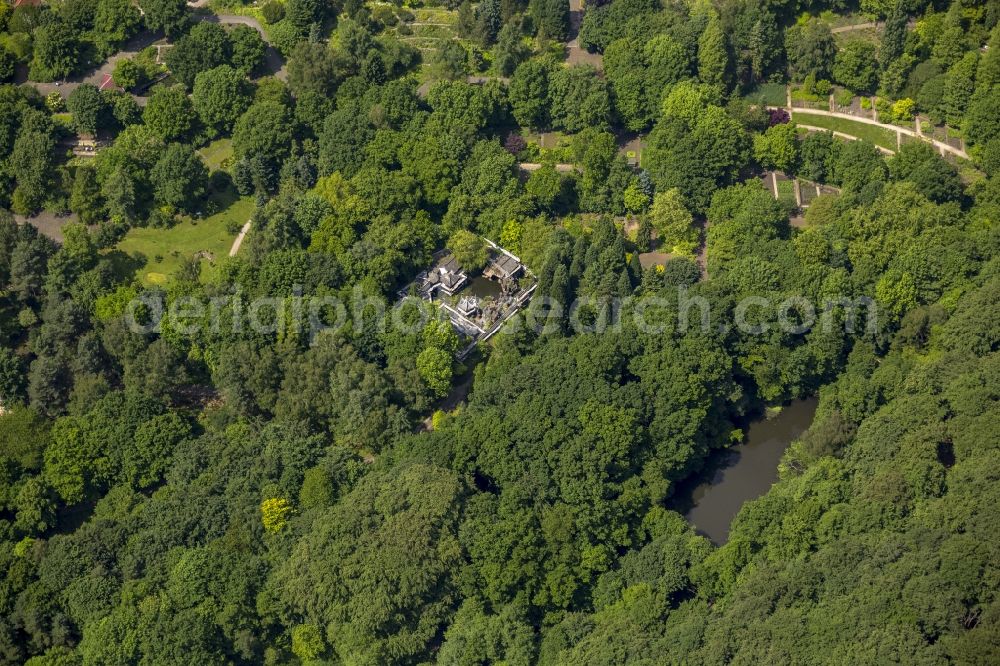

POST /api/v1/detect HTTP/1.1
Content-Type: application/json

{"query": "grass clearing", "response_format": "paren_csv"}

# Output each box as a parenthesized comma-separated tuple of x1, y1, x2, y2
(834, 27, 879, 46)
(410, 8, 457, 24)
(793, 112, 897, 151)
(115, 196, 253, 286)
(198, 138, 234, 172)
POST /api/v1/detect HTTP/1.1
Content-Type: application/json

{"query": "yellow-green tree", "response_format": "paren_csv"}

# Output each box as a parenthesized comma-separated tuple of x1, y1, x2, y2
(649, 188, 699, 255)
(291, 624, 326, 660)
(261, 497, 294, 533)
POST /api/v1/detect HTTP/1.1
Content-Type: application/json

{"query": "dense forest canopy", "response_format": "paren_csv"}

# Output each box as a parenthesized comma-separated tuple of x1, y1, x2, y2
(1, 0, 999, 663)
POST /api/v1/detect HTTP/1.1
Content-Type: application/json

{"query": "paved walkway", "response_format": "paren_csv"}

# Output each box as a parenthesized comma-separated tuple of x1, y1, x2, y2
(14, 211, 77, 243)
(26, 9, 286, 101)
(518, 162, 576, 173)
(565, 0, 603, 69)
(829, 18, 915, 34)
(25, 30, 162, 100)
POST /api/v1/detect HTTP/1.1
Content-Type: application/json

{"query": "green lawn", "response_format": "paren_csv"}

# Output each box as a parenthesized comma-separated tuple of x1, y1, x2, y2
(744, 82, 787, 107)
(793, 112, 898, 151)
(198, 138, 234, 172)
(776, 179, 797, 208)
(116, 196, 253, 286)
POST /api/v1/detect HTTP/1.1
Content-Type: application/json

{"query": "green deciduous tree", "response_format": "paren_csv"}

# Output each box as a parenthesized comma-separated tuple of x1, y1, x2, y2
(192, 65, 252, 133)
(527, 164, 571, 213)
(0, 44, 16, 82)
(269, 464, 465, 664)
(509, 57, 555, 129)
(549, 65, 611, 132)
(233, 101, 295, 163)
(833, 39, 879, 93)
(112, 58, 141, 89)
(447, 228, 488, 271)
(229, 24, 267, 75)
(150, 143, 208, 212)
(649, 187, 698, 255)
(753, 122, 800, 173)
(93, 0, 142, 53)
(140, 0, 188, 37)
(417, 346, 453, 397)
(143, 85, 197, 141)
(67, 84, 106, 135)
(644, 83, 750, 212)
(165, 21, 231, 89)
(29, 21, 80, 81)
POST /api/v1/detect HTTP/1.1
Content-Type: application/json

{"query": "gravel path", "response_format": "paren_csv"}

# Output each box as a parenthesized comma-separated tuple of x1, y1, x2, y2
(229, 221, 252, 257)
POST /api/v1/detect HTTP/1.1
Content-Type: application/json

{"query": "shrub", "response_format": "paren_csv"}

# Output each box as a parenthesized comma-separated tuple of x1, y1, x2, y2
(261, 1, 284, 24)
(768, 107, 790, 126)
(372, 5, 397, 26)
(890, 98, 915, 123)
(45, 91, 64, 112)
(875, 97, 892, 122)
(834, 88, 853, 107)
(813, 79, 832, 96)
(503, 131, 527, 155)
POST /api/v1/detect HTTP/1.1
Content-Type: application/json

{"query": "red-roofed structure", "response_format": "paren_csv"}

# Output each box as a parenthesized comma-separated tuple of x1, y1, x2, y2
(13, 0, 42, 8)
(98, 73, 122, 92)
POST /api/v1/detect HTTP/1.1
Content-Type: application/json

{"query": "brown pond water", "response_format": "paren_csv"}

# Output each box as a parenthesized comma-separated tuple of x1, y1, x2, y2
(465, 275, 502, 299)
(674, 397, 819, 545)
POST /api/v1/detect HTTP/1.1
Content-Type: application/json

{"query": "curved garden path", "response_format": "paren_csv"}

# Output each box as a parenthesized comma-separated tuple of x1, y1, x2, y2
(773, 105, 968, 159)
(194, 13, 288, 80)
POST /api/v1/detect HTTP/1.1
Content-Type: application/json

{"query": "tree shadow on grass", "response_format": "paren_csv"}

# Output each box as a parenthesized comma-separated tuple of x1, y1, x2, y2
(104, 249, 147, 282)
(204, 175, 240, 215)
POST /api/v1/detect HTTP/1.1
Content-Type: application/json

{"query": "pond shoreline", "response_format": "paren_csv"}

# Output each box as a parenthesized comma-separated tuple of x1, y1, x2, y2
(671, 397, 819, 545)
